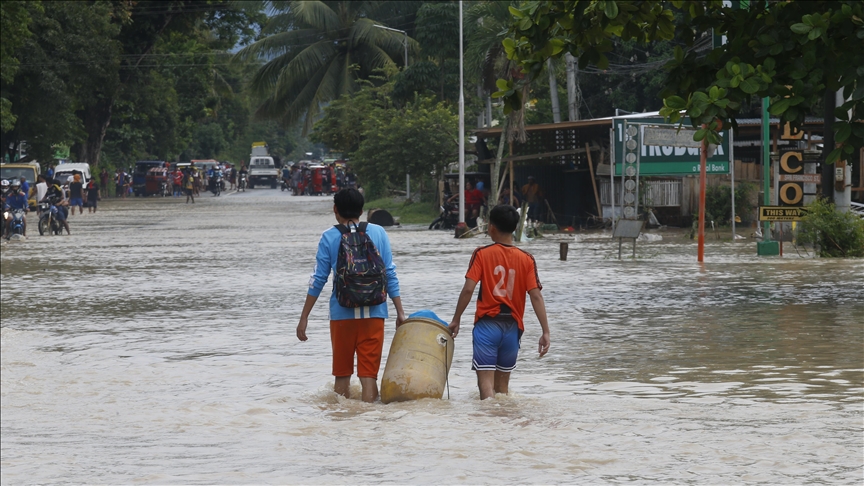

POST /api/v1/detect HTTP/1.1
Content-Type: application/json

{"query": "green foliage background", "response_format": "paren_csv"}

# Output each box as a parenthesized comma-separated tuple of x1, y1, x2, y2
(798, 198, 864, 258)
(704, 182, 757, 226)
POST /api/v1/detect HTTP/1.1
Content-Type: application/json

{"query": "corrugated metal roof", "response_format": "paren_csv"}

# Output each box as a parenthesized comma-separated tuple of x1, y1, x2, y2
(474, 114, 827, 136)
(473, 118, 612, 136)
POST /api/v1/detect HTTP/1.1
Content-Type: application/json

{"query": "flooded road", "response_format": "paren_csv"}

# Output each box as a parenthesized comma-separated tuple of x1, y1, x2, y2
(2, 190, 862, 483)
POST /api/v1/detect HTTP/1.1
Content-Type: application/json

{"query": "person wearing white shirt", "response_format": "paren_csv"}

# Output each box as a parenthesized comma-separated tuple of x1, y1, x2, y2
(35, 175, 48, 205)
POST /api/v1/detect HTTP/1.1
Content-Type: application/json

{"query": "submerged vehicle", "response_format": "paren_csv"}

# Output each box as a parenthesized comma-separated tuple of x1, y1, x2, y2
(5, 209, 26, 239)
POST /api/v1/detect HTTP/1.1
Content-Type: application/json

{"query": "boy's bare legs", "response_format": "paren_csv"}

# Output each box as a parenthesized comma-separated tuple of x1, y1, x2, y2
(359, 377, 378, 403)
(334, 376, 351, 399)
(494, 371, 511, 395)
(477, 370, 495, 399)
(334, 376, 378, 402)
(477, 370, 511, 399)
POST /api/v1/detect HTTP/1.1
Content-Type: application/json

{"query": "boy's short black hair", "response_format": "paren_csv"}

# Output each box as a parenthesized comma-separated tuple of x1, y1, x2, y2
(334, 188, 364, 219)
(489, 205, 520, 233)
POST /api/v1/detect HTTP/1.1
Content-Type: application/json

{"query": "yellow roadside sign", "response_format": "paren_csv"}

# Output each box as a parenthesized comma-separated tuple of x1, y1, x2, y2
(759, 206, 808, 221)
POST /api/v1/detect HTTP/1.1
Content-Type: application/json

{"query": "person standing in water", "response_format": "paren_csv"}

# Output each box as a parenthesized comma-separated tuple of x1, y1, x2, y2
(68, 174, 84, 215)
(85, 177, 100, 213)
(448, 205, 551, 399)
(184, 168, 195, 204)
(297, 188, 406, 402)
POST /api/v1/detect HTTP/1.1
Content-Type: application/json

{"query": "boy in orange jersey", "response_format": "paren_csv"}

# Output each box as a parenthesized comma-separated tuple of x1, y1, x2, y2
(448, 205, 551, 399)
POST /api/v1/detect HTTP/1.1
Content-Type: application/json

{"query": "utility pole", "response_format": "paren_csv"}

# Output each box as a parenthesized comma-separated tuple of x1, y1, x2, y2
(565, 53, 579, 121)
(548, 59, 561, 123)
(757, 97, 779, 255)
(834, 90, 851, 212)
(457, 1, 466, 234)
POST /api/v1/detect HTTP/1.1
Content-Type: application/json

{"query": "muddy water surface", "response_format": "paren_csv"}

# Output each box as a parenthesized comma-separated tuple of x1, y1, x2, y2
(1, 191, 862, 483)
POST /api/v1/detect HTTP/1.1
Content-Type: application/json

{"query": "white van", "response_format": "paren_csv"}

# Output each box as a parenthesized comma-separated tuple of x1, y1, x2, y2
(54, 163, 92, 184)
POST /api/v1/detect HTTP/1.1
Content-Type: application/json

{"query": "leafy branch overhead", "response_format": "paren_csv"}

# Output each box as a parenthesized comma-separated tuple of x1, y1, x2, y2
(497, 0, 863, 163)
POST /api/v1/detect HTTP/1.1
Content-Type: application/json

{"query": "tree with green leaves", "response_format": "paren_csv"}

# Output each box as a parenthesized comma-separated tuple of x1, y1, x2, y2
(235, 1, 411, 134)
(311, 73, 456, 200)
(464, 1, 517, 120)
(354, 96, 457, 199)
(0, 1, 39, 134)
(1, 1, 121, 164)
(2, 1, 260, 167)
(496, 1, 863, 171)
(391, 1, 459, 104)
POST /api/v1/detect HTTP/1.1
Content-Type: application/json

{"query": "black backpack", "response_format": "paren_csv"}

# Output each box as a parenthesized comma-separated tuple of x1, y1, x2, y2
(334, 222, 387, 308)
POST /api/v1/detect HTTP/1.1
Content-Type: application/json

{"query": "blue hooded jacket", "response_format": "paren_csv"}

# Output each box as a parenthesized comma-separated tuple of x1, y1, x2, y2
(308, 223, 400, 320)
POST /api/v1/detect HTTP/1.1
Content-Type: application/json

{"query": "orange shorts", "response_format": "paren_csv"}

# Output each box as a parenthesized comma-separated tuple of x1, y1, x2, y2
(330, 318, 385, 378)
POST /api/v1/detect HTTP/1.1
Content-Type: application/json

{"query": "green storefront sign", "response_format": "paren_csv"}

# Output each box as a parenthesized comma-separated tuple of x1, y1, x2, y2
(633, 161, 730, 175)
(613, 117, 730, 175)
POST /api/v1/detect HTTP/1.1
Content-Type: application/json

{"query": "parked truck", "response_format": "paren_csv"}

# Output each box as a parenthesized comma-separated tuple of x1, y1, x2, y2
(248, 142, 279, 189)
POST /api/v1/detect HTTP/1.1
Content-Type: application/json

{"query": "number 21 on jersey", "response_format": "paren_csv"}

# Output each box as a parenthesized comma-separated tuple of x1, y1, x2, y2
(493, 265, 515, 299)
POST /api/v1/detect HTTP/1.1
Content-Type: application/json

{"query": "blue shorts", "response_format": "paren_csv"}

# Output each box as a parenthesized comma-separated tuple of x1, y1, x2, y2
(70, 197, 83, 207)
(472, 316, 522, 372)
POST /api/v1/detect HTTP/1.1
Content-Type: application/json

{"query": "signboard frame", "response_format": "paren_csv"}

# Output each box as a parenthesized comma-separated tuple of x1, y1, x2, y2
(612, 219, 644, 259)
(613, 117, 730, 176)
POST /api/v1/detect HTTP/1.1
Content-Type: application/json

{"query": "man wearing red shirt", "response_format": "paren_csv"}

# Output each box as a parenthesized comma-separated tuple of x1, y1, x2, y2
(172, 169, 184, 197)
(449, 181, 486, 225)
(448, 205, 551, 399)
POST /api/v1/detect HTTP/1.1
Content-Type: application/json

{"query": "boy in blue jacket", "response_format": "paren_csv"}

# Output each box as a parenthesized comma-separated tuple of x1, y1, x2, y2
(297, 188, 405, 402)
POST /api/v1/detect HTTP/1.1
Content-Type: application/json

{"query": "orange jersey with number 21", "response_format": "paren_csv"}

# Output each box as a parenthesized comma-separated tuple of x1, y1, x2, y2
(465, 243, 542, 331)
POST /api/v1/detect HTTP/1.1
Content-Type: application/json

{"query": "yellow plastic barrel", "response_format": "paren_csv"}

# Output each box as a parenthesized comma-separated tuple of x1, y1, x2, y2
(380, 317, 454, 404)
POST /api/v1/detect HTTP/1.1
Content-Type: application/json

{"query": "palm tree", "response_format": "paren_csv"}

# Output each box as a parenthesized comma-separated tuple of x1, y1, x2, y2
(465, 0, 514, 125)
(234, 1, 409, 134)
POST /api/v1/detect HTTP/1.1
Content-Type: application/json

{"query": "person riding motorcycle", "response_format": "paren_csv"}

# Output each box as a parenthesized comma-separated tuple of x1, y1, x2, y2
(4, 179, 29, 239)
(208, 165, 223, 194)
(238, 165, 248, 190)
(40, 178, 71, 235)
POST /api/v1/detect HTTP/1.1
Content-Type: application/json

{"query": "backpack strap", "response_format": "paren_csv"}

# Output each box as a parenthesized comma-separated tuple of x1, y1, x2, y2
(335, 222, 363, 234)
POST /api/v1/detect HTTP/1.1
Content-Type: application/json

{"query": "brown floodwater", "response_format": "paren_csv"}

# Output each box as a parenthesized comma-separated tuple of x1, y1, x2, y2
(2, 190, 862, 483)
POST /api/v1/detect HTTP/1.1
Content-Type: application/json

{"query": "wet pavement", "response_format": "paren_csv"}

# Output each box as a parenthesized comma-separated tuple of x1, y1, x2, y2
(2, 189, 862, 483)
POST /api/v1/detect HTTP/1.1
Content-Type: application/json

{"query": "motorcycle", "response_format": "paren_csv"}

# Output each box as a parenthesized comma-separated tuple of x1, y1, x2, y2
(210, 175, 222, 196)
(429, 198, 460, 230)
(4, 209, 26, 239)
(37, 198, 63, 236)
(160, 180, 170, 197)
(281, 178, 289, 192)
(238, 174, 247, 192)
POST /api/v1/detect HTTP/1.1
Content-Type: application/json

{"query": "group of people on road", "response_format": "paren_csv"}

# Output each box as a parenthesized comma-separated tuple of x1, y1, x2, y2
(285, 163, 358, 196)
(149, 162, 232, 203)
(297, 188, 551, 402)
(1, 172, 92, 239)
